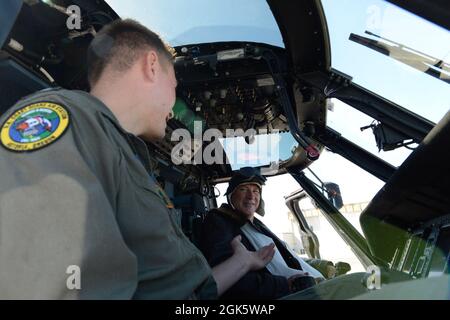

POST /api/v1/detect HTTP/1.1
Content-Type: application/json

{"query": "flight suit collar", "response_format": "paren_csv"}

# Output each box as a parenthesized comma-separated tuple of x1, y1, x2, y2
(72, 90, 122, 127)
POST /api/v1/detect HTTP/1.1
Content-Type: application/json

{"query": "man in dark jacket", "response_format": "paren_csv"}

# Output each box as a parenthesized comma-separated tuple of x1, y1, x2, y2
(200, 167, 371, 300)
(200, 167, 324, 299)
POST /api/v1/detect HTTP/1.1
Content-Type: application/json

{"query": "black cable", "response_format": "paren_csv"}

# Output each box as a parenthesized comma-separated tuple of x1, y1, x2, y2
(261, 49, 320, 161)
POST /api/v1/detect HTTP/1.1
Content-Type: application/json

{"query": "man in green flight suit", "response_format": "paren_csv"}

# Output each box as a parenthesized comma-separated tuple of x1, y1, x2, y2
(0, 19, 275, 299)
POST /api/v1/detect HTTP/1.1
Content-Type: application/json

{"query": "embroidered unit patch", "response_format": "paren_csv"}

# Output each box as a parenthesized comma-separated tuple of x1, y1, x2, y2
(0, 102, 70, 152)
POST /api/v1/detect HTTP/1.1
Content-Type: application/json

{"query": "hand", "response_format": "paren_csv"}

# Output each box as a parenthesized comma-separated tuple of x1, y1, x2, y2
(288, 272, 310, 281)
(287, 272, 309, 291)
(296, 274, 324, 284)
(230, 235, 275, 271)
(287, 273, 317, 293)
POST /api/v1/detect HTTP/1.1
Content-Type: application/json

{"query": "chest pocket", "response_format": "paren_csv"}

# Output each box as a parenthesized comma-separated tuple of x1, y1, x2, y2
(120, 150, 183, 235)
(147, 176, 174, 209)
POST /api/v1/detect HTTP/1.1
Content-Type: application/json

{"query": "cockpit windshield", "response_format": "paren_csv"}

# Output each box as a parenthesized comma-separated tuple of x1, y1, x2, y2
(321, 0, 449, 123)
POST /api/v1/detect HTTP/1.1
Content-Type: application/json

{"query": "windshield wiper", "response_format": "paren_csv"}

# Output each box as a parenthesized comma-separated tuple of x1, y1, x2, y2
(349, 31, 450, 84)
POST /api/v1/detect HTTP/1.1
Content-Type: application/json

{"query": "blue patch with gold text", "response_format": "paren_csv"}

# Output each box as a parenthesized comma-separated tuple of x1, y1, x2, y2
(0, 102, 70, 152)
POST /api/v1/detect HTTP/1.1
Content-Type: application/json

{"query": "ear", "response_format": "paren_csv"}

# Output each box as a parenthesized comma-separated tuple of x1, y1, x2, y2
(142, 50, 159, 83)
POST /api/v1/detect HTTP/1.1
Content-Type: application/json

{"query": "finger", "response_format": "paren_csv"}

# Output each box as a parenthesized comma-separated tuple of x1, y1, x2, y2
(262, 246, 275, 263)
(267, 243, 275, 249)
(266, 247, 275, 261)
(259, 244, 275, 258)
(230, 235, 243, 249)
(231, 235, 242, 244)
(259, 243, 275, 253)
(257, 248, 268, 261)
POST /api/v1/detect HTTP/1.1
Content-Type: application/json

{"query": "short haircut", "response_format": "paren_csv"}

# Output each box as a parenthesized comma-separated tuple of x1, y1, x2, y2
(87, 18, 175, 87)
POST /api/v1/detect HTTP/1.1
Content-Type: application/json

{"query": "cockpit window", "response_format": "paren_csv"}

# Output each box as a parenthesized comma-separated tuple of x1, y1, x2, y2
(321, 0, 450, 123)
(105, 0, 284, 47)
(219, 132, 297, 170)
(327, 98, 414, 167)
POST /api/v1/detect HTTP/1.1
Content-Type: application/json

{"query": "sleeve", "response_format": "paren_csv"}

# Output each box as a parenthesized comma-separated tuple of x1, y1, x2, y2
(0, 103, 137, 299)
(199, 213, 290, 299)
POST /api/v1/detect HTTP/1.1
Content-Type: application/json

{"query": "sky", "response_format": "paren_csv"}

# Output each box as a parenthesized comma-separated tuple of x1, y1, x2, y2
(105, 0, 449, 236)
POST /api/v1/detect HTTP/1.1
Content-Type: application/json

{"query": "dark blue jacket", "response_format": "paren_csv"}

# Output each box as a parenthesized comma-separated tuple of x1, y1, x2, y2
(199, 204, 303, 299)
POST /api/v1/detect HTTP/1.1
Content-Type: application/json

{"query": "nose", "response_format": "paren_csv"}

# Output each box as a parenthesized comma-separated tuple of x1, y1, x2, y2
(245, 190, 256, 200)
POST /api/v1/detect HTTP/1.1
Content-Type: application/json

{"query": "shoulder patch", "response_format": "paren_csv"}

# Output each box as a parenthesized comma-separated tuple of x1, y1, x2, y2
(0, 102, 70, 152)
